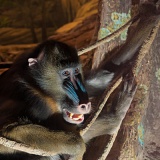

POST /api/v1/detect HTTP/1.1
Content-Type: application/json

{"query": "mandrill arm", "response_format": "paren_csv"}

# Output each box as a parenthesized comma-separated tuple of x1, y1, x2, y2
(83, 75, 137, 143)
(0, 123, 85, 160)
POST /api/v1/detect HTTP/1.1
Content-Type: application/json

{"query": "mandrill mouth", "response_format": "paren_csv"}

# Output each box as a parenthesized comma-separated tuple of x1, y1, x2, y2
(63, 109, 84, 124)
(63, 102, 91, 124)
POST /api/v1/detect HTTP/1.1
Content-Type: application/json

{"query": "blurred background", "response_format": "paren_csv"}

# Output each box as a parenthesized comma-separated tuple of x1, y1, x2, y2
(0, 0, 98, 62)
(0, 0, 96, 44)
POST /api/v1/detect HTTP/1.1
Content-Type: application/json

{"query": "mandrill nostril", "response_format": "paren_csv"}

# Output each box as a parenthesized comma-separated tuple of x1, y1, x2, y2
(81, 105, 87, 109)
(77, 102, 91, 114)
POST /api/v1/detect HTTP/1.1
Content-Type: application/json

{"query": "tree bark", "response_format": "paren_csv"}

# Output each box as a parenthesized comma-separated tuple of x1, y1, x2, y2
(41, 0, 47, 41)
(27, 1, 38, 43)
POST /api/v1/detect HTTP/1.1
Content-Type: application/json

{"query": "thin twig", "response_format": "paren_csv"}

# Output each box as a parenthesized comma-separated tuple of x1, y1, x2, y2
(133, 21, 160, 76)
(80, 77, 122, 136)
(98, 134, 118, 160)
(78, 14, 139, 56)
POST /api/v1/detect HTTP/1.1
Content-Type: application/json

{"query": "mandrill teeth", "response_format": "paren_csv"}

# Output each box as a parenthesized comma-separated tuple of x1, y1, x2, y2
(72, 114, 83, 121)
(66, 110, 83, 121)
(72, 117, 80, 120)
(78, 114, 83, 118)
(69, 113, 74, 118)
(73, 114, 83, 120)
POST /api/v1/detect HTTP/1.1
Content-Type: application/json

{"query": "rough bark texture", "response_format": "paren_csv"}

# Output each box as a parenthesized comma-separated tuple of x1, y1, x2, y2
(84, 0, 160, 160)
(140, 27, 160, 160)
(92, 0, 131, 69)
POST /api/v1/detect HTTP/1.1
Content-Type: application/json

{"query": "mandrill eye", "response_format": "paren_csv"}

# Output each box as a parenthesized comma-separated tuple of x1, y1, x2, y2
(74, 68, 79, 75)
(62, 70, 70, 76)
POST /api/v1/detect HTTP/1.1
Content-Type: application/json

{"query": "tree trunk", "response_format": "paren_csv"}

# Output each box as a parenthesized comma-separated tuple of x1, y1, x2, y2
(41, 0, 47, 41)
(27, 1, 38, 43)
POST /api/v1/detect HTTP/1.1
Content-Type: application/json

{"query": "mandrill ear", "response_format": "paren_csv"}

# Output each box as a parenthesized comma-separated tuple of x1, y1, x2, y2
(28, 51, 44, 67)
(28, 58, 38, 66)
